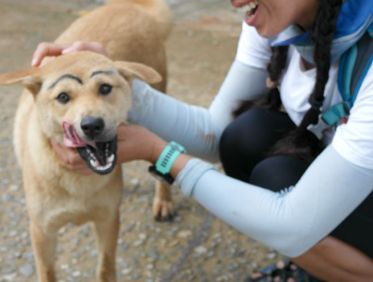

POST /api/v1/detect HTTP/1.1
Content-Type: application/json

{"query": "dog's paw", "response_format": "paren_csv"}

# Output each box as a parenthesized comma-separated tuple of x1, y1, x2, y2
(152, 198, 174, 222)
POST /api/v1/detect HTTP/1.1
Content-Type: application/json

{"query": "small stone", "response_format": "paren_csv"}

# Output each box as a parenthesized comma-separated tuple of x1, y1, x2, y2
(121, 268, 132, 275)
(138, 233, 147, 241)
(9, 184, 18, 191)
(21, 232, 28, 239)
(145, 251, 157, 263)
(1, 272, 17, 281)
(177, 230, 192, 239)
(19, 264, 34, 277)
(90, 249, 97, 257)
(72, 271, 81, 277)
(194, 246, 207, 255)
(22, 252, 33, 261)
(169, 240, 178, 247)
(133, 240, 144, 247)
(130, 178, 140, 188)
(267, 251, 277, 260)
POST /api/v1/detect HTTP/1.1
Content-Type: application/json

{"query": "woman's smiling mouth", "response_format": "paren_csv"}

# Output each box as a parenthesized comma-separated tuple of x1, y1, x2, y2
(231, 0, 260, 26)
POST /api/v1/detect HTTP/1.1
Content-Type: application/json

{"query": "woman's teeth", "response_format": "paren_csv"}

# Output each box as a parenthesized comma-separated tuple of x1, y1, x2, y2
(236, 1, 258, 15)
(247, 1, 258, 15)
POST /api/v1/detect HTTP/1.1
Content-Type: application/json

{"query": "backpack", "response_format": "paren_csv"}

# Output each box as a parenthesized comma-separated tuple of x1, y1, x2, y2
(321, 29, 373, 126)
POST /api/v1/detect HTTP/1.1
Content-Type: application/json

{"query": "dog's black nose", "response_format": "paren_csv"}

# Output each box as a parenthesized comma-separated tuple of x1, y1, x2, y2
(81, 116, 105, 139)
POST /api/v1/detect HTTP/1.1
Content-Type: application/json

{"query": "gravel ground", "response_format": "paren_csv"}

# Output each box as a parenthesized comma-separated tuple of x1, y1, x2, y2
(0, 1, 281, 281)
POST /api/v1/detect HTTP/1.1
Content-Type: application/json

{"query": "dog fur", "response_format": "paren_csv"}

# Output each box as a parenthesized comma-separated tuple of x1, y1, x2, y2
(0, 0, 172, 281)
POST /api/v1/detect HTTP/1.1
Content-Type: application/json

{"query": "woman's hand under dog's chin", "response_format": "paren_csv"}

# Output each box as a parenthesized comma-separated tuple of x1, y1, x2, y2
(116, 123, 191, 180)
(116, 123, 168, 164)
(50, 140, 93, 175)
(50, 124, 168, 175)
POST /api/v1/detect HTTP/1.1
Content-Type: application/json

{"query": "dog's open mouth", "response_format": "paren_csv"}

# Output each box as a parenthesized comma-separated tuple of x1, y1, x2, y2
(63, 122, 117, 175)
(76, 140, 117, 175)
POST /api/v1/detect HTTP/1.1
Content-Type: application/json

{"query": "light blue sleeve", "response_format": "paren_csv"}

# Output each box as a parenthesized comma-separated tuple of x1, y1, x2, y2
(175, 145, 373, 257)
(128, 60, 267, 162)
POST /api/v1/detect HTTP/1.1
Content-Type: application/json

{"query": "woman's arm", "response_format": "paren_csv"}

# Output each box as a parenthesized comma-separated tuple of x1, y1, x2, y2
(128, 60, 268, 162)
(170, 145, 373, 257)
(128, 23, 271, 161)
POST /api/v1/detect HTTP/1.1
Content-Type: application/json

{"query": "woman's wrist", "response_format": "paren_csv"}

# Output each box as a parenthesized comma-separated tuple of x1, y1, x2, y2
(149, 139, 168, 164)
(148, 139, 191, 179)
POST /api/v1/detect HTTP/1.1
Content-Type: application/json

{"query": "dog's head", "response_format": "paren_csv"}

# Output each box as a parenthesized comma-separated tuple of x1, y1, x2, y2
(0, 51, 161, 174)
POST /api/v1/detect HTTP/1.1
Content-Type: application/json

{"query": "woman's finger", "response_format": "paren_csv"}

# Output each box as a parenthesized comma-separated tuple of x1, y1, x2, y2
(31, 42, 68, 67)
(63, 41, 108, 56)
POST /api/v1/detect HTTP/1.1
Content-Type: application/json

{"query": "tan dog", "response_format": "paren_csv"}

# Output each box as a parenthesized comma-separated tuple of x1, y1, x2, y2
(0, 0, 172, 281)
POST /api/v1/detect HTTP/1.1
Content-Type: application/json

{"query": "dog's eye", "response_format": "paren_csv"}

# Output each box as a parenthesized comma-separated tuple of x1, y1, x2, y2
(99, 84, 112, 96)
(56, 92, 70, 104)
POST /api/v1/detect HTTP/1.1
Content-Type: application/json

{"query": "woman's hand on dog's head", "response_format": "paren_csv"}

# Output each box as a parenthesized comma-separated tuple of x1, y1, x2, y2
(31, 41, 108, 67)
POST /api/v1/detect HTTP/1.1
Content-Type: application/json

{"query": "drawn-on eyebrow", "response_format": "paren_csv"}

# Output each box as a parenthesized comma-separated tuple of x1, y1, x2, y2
(48, 74, 83, 89)
(90, 70, 115, 78)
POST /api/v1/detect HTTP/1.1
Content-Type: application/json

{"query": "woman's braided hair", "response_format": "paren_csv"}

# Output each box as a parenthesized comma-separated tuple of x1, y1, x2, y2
(235, 0, 343, 161)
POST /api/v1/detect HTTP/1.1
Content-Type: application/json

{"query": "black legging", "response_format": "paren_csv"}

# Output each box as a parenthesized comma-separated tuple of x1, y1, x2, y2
(219, 107, 310, 188)
(219, 107, 373, 258)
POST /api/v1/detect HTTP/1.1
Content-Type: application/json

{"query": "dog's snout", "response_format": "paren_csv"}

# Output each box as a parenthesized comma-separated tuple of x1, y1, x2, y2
(81, 116, 105, 139)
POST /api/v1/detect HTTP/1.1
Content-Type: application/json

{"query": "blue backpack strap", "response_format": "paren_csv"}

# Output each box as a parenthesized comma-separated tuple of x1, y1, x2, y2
(322, 27, 373, 127)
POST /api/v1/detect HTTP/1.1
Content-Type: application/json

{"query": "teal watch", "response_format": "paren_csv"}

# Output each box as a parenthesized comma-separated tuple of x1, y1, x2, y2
(148, 141, 185, 184)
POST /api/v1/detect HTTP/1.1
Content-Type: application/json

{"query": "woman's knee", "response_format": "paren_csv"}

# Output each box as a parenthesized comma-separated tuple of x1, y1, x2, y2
(250, 156, 310, 191)
(220, 108, 276, 161)
(219, 109, 269, 178)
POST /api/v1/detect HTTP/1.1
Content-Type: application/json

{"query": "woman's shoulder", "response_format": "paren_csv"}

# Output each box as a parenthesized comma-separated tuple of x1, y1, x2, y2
(236, 22, 272, 69)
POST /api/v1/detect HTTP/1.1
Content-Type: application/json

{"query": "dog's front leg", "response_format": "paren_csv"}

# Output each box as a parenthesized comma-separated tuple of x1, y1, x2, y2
(93, 210, 119, 282)
(153, 181, 174, 221)
(30, 221, 57, 282)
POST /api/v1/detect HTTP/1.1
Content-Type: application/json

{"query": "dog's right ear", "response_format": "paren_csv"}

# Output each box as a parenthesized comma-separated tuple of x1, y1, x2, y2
(0, 68, 42, 95)
(114, 61, 162, 84)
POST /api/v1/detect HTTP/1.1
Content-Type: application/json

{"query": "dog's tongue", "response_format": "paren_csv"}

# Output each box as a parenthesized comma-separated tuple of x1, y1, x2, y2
(63, 122, 95, 148)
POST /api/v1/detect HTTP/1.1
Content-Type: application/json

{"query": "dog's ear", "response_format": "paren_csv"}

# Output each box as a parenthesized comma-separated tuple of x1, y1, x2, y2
(115, 61, 162, 84)
(0, 68, 42, 95)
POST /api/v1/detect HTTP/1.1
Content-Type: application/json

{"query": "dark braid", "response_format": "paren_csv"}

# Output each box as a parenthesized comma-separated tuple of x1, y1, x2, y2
(299, 0, 343, 131)
(267, 46, 289, 84)
(233, 46, 288, 117)
(233, 0, 343, 161)
(269, 0, 343, 162)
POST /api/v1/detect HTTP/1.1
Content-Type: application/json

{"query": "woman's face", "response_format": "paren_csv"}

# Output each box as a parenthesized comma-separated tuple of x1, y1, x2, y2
(230, 0, 319, 37)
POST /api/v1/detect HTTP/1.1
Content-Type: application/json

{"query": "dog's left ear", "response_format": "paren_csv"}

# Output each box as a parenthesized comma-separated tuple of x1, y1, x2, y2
(0, 68, 42, 95)
(115, 61, 162, 84)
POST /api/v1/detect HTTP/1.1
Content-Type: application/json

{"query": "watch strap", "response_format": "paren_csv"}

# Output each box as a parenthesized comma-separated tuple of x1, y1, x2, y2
(155, 141, 185, 174)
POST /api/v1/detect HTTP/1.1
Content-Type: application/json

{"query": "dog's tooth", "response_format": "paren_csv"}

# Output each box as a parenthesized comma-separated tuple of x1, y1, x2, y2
(90, 159, 98, 168)
(88, 150, 97, 161)
(107, 155, 115, 163)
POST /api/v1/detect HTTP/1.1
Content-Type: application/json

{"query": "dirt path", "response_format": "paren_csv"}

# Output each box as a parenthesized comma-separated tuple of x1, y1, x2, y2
(0, 1, 279, 281)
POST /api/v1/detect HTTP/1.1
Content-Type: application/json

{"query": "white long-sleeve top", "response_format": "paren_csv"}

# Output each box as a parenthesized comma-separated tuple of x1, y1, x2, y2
(127, 24, 373, 257)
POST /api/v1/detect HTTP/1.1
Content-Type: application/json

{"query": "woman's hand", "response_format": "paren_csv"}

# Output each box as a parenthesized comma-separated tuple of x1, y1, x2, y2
(116, 123, 191, 178)
(31, 41, 108, 67)
(50, 141, 92, 175)
(116, 123, 167, 164)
